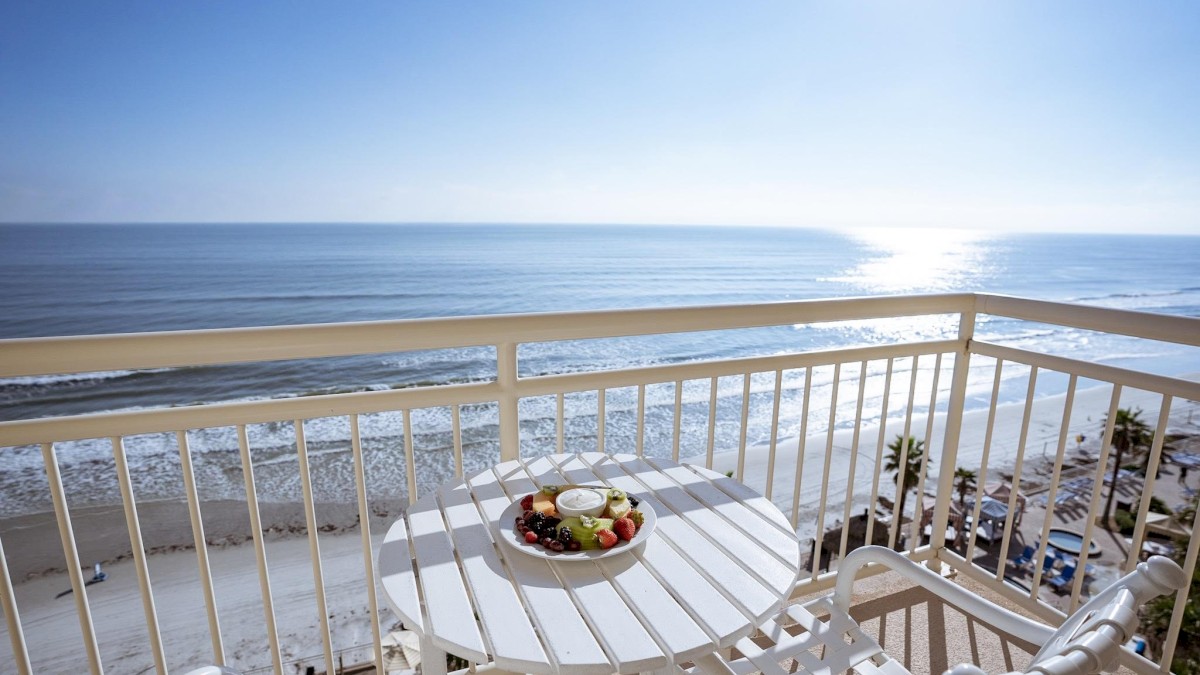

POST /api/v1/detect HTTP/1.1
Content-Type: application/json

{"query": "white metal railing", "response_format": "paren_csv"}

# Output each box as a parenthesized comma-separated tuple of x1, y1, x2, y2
(0, 293, 1197, 675)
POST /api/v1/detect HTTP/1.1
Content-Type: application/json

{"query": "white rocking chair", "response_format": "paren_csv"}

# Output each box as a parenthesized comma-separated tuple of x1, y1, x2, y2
(691, 545, 1186, 675)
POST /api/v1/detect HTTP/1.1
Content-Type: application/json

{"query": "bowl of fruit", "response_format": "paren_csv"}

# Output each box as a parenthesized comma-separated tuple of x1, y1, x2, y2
(496, 484, 655, 560)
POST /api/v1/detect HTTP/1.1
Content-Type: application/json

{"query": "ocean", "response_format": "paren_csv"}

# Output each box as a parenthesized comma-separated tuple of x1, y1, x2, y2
(1, 223, 1198, 517)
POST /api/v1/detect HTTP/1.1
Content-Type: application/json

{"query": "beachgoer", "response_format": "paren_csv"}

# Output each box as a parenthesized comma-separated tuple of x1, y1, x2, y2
(1181, 466, 1189, 486)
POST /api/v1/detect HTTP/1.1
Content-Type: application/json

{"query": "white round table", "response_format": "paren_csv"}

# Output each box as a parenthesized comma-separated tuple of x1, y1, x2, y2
(378, 452, 802, 674)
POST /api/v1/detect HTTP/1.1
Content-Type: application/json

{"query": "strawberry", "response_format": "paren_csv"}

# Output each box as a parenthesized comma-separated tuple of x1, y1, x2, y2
(613, 517, 636, 541)
(520, 494, 534, 511)
(595, 529, 619, 549)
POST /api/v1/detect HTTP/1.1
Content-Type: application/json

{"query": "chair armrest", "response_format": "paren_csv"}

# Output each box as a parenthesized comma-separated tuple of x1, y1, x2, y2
(831, 546, 1056, 647)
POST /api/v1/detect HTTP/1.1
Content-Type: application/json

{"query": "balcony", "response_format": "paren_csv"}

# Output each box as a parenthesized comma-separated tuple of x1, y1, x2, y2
(0, 293, 1197, 675)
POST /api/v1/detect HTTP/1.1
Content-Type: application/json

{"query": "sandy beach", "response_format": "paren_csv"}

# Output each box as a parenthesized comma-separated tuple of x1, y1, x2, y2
(3, 376, 1198, 674)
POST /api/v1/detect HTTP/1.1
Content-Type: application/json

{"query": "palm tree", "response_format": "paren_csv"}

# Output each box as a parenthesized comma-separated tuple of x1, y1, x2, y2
(884, 435, 925, 544)
(954, 467, 977, 511)
(1101, 407, 1152, 530)
(952, 467, 977, 547)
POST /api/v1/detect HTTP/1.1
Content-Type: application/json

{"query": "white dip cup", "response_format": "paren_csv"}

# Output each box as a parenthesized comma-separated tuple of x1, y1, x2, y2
(555, 487, 607, 518)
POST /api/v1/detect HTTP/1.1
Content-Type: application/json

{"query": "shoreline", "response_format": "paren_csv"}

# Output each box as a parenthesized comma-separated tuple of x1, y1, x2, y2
(3, 376, 1198, 581)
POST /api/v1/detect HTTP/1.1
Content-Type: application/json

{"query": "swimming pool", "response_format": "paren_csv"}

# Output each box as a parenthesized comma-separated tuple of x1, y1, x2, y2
(1046, 528, 1101, 556)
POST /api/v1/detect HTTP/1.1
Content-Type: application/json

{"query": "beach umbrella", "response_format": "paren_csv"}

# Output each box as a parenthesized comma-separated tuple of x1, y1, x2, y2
(381, 629, 422, 671)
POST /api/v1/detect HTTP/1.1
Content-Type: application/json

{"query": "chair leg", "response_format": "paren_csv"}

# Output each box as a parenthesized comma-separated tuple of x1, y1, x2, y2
(421, 636, 449, 675)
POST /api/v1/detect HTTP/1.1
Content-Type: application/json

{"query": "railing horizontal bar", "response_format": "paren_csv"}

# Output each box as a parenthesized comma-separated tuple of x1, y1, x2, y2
(976, 293, 1200, 348)
(0, 381, 501, 447)
(0, 294, 976, 378)
(514, 340, 960, 398)
(971, 341, 1200, 399)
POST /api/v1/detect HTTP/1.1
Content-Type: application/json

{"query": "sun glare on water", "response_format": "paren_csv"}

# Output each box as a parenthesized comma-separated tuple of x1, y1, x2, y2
(834, 227, 997, 294)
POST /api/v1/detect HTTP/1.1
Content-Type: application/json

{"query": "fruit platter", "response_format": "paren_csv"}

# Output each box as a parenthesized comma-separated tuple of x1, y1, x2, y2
(495, 484, 656, 560)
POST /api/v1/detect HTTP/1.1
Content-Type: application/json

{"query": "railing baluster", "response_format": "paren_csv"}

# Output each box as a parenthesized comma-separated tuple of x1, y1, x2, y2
(350, 414, 386, 675)
(791, 367, 813, 528)
(497, 342, 520, 461)
(1007, 369, 1043, 596)
(42, 442, 103, 675)
(765, 369, 783, 500)
(237, 425, 283, 673)
(1070, 384, 1113, 610)
(1125, 397, 1173, 575)
(111, 435, 167, 675)
(636, 384, 646, 458)
(839, 362, 869, 558)
(671, 380, 683, 462)
(403, 409, 417, 504)
(1032, 376, 1077, 581)
(930, 309, 975, 558)
(736, 373, 751, 481)
(176, 430, 225, 665)
(965, 359, 1003, 565)
(865, 358, 894, 548)
(888, 357, 921, 550)
(705, 377, 718, 469)
(812, 363, 842, 576)
(452, 405, 464, 477)
(597, 388, 606, 453)
(0, 532, 32, 675)
(294, 420, 335, 675)
(556, 393, 565, 455)
(909, 353, 942, 553)
(1160, 470, 1200, 669)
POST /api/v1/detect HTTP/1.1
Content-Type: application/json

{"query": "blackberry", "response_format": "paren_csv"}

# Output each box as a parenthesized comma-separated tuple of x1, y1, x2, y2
(628, 496, 640, 508)
(527, 512, 546, 530)
(557, 527, 574, 544)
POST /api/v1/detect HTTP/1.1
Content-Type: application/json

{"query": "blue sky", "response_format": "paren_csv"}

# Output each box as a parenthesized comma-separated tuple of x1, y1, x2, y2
(1, 2, 1198, 233)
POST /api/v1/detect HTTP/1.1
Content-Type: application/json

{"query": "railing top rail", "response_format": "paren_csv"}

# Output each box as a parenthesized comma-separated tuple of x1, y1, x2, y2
(974, 293, 1200, 348)
(0, 293, 976, 378)
(2, 293, 1195, 381)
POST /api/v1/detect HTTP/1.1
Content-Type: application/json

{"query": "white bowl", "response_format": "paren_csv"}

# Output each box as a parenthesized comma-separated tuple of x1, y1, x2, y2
(555, 487, 607, 518)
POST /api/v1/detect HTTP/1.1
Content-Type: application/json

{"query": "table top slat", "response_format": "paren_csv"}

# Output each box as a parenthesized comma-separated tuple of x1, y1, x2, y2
(469, 466, 615, 674)
(599, 454, 797, 599)
(552, 560, 669, 672)
(546, 454, 727, 659)
(682, 461, 797, 533)
(377, 515, 423, 633)
(644, 457, 801, 569)
(580, 454, 782, 622)
(439, 481, 551, 673)
(407, 495, 488, 662)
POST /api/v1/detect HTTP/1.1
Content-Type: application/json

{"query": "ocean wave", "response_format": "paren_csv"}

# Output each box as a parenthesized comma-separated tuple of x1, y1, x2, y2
(0, 368, 175, 389)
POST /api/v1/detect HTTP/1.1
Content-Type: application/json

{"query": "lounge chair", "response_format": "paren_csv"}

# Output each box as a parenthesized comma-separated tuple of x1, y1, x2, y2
(690, 546, 1186, 675)
(1041, 549, 1058, 576)
(1010, 545, 1035, 569)
(1049, 564, 1077, 592)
